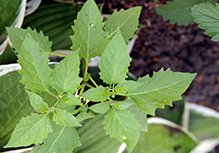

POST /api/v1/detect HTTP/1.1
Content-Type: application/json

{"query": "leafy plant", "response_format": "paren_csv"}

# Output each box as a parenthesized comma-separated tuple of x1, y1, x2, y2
(3, 0, 195, 152)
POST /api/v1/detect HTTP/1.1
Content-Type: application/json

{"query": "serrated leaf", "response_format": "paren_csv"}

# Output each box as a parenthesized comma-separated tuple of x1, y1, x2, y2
(17, 34, 52, 93)
(115, 80, 141, 94)
(103, 108, 140, 153)
(51, 50, 82, 94)
(192, 2, 219, 41)
(105, 7, 141, 43)
(26, 90, 49, 113)
(126, 68, 196, 115)
(90, 102, 110, 114)
(76, 112, 95, 122)
(62, 93, 82, 105)
(70, 0, 108, 61)
(4, 113, 52, 148)
(81, 85, 111, 102)
(156, 0, 217, 26)
(6, 27, 52, 53)
(53, 108, 82, 127)
(33, 124, 81, 153)
(99, 29, 131, 85)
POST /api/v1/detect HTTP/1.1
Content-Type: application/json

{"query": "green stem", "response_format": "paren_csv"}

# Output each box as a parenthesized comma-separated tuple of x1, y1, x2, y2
(50, 52, 66, 57)
(82, 58, 88, 81)
(88, 73, 98, 87)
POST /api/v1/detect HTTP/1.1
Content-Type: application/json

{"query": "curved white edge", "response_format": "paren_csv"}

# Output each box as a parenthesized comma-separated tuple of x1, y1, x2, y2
(148, 117, 199, 143)
(182, 101, 190, 129)
(117, 143, 126, 153)
(25, 0, 42, 16)
(190, 138, 219, 153)
(0, 62, 58, 77)
(2, 147, 33, 153)
(187, 103, 219, 119)
(0, 39, 9, 55)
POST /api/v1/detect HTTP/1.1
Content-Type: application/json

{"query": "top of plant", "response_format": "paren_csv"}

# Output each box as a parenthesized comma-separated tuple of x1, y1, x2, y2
(4, 0, 196, 152)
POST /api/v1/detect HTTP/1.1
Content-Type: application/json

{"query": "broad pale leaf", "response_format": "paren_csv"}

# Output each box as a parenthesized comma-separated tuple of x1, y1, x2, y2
(62, 93, 82, 105)
(99, 30, 131, 85)
(90, 102, 110, 114)
(53, 108, 82, 127)
(70, 0, 108, 61)
(6, 27, 52, 53)
(76, 112, 95, 122)
(105, 7, 141, 43)
(103, 108, 140, 153)
(192, 2, 219, 41)
(126, 68, 196, 115)
(33, 124, 81, 153)
(81, 85, 111, 102)
(17, 34, 52, 93)
(112, 98, 134, 110)
(51, 50, 82, 94)
(4, 113, 52, 148)
(156, 0, 217, 26)
(26, 90, 49, 113)
(115, 80, 141, 94)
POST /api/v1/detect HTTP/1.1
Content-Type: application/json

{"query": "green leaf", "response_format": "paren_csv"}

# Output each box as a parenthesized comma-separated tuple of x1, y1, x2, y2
(53, 108, 82, 127)
(90, 102, 110, 114)
(191, 2, 219, 41)
(76, 112, 95, 122)
(81, 85, 111, 102)
(70, 0, 108, 61)
(17, 34, 52, 93)
(156, 0, 217, 26)
(33, 124, 81, 153)
(0, 43, 17, 64)
(0, 0, 24, 44)
(112, 98, 134, 110)
(22, 3, 78, 50)
(51, 50, 82, 94)
(99, 29, 131, 85)
(6, 27, 52, 53)
(103, 108, 140, 153)
(26, 90, 49, 113)
(4, 113, 52, 148)
(127, 68, 196, 115)
(105, 7, 141, 43)
(127, 103, 148, 132)
(115, 80, 141, 94)
(0, 71, 33, 151)
(62, 93, 82, 105)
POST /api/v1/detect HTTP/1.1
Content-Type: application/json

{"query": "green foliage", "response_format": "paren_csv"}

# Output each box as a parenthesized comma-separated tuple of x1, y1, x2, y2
(156, 0, 217, 26)
(192, 2, 219, 41)
(4, 0, 195, 152)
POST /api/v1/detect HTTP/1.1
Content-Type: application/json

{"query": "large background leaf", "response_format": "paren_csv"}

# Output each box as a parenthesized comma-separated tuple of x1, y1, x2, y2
(0, 71, 33, 151)
(192, 2, 219, 41)
(156, 0, 218, 26)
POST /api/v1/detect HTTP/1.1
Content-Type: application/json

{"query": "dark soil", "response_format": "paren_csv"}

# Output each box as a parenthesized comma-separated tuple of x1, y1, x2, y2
(97, 0, 219, 111)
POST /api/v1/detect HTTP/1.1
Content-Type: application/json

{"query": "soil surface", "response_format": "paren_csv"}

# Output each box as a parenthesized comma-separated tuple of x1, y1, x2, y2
(91, 0, 219, 111)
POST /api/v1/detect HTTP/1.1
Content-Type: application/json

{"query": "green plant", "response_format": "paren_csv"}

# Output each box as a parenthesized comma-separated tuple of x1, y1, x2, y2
(3, 0, 196, 152)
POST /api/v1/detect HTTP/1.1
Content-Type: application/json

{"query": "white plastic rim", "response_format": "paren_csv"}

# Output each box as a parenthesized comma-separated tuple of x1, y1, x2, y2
(25, 0, 42, 16)
(190, 138, 219, 153)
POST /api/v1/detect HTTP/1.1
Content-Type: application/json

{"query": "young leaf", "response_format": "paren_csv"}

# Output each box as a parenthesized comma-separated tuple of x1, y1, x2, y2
(26, 90, 49, 113)
(81, 85, 111, 102)
(112, 98, 134, 110)
(105, 7, 141, 43)
(17, 34, 52, 93)
(156, 0, 218, 26)
(115, 80, 141, 94)
(99, 29, 131, 85)
(51, 50, 82, 94)
(126, 68, 196, 115)
(70, 0, 108, 61)
(6, 27, 52, 53)
(62, 93, 82, 105)
(33, 124, 81, 153)
(4, 113, 52, 148)
(53, 108, 82, 127)
(103, 108, 140, 153)
(90, 102, 110, 114)
(76, 112, 95, 122)
(192, 2, 219, 41)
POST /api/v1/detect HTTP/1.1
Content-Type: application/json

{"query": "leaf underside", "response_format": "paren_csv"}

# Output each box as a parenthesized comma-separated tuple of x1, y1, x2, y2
(192, 2, 219, 41)
(156, 0, 217, 26)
